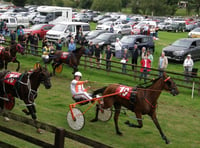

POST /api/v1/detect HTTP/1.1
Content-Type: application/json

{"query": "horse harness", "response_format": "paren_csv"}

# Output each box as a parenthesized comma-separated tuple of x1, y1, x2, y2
(2, 71, 38, 106)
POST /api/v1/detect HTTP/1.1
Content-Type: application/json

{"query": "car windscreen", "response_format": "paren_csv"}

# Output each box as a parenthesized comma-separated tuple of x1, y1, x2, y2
(172, 40, 191, 48)
(120, 36, 135, 44)
(192, 28, 200, 32)
(96, 34, 110, 40)
(87, 31, 99, 37)
(51, 24, 66, 32)
(30, 24, 43, 30)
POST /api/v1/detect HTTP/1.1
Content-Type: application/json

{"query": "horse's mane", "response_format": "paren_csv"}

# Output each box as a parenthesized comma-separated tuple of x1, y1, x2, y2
(72, 47, 82, 54)
(136, 77, 162, 89)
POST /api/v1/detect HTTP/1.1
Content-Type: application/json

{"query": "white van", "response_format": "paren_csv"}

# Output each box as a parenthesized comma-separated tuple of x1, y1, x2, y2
(0, 16, 29, 31)
(46, 22, 90, 43)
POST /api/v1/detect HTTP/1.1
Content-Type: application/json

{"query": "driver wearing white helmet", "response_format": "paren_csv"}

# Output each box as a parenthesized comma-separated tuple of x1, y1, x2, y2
(70, 71, 92, 101)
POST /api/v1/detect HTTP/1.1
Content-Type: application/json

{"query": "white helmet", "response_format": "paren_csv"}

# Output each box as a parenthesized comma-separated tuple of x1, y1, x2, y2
(74, 72, 82, 77)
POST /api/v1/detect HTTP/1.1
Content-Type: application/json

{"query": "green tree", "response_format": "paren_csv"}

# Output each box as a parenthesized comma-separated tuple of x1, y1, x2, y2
(55, 0, 64, 7)
(12, 0, 27, 7)
(91, 0, 122, 12)
(79, 0, 93, 9)
(27, 0, 53, 5)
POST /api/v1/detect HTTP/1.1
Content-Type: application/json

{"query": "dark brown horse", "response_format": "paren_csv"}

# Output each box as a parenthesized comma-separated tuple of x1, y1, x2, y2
(0, 43, 25, 71)
(0, 66, 51, 122)
(50, 46, 89, 75)
(91, 72, 179, 144)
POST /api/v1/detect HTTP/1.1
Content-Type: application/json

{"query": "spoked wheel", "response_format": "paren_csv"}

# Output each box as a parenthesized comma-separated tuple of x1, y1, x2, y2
(67, 108, 85, 130)
(98, 107, 112, 122)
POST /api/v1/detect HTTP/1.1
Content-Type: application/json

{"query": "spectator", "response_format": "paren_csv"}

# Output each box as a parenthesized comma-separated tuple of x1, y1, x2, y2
(75, 27, 82, 43)
(25, 33, 30, 53)
(17, 26, 24, 37)
(141, 47, 146, 60)
(88, 41, 95, 66)
(42, 35, 48, 48)
(121, 48, 129, 73)
(10, 30, 16, 45)
(55, 39, 62, 51)
(110, 24, 114, 33)
(158, 52, 168, 77)
(104, 45, 113, 71)
(0, 19, 3, 34)
(147, 50, 153, 64)
(79, 33, 87, 46)
(155, 26, 159, 39)
(115, 38, 122, 58)
(183, 54, 194, 82)
(94, 43, 102, 68)
(131, 44, 139, 71)
(18, 32, 26, 48)
(68, 39, 76, 52)
(140, 54, 151, 83)
(3, 20, 8, 36)
(31, 34, 39, 55)
(0, 34, 5, 44)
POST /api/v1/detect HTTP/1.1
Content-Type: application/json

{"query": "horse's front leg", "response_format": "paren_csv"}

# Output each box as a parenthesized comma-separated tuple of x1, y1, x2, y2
(113, 103, 122, 135)
(13, 59, 20, 71)
(90, 104, 100, 122)
(125, 112, 143, 128)
(4, 61, 8, 70)
(151, 111, 170, 144)
(52, 62, 56, 76)
(72, 65, 78, 74)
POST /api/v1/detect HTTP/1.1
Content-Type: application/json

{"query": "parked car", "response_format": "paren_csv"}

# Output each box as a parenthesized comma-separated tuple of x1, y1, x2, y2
(96, 21, 113, 30)
(188, 27, 200, 38)
(163, 38, 200, 62)
(24, 24, 54, 39)
(110, 35, 155, 55)
(157, 22, 171, 31)
(114, 24, 132, 35)
(85, 29, 109, 41)
(166, 22, 186, 32)
(72, 13, 90, 23)
(89, 33, 122, 50)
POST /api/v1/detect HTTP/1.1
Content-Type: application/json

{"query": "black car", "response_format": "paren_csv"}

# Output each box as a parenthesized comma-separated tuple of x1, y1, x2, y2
(110, 35, 155, 55)
(163, 38, 200, 62)
(89, 33, 122, 50)
(85, 30, 109, 42)
(166, 22, 186, 32)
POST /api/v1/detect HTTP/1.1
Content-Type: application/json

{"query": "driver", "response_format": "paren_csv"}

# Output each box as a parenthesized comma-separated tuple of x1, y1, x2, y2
(70, 71, 92, 102)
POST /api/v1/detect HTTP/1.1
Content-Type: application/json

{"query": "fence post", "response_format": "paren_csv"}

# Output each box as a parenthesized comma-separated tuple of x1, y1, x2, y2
(54, 128, 65, 148)
(84, 56, 87, 70)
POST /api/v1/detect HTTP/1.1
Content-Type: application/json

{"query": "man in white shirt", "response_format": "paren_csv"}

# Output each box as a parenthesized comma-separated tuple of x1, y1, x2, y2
(115, 38, 122, 58)
(183, 54, 194, 81)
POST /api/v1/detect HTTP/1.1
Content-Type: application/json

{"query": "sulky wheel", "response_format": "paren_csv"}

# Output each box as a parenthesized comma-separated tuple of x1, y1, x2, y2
(67, 108, 85, 131)
(98, 107, 112, 122)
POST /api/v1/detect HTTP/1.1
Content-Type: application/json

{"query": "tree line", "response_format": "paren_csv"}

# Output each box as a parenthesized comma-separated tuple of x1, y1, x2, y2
(3, 0, 200, 16)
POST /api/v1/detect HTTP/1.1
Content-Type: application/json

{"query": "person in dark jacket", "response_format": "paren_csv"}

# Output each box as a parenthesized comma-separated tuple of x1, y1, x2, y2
(10, 30, 16, 45)
(104, 45, 113, 71)
(94, 43, 102, 68)
(131, 43, 139, 71)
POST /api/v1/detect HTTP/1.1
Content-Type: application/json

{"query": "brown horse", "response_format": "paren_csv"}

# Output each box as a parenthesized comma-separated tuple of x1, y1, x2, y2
(0, 42, 25, 71)
(0, 66, 51, 122)
(91, 72, 179, 144)
(50, 46, 89, 75)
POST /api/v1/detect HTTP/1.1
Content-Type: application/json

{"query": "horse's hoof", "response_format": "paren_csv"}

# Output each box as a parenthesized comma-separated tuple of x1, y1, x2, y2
(124, 120, 130, 125)
(165, 140, 170, 144)
(117, 131, 123, 136)
(90, 118, 98, 122)
(22, 109, 30, 115)
(37, 128, 43, 134)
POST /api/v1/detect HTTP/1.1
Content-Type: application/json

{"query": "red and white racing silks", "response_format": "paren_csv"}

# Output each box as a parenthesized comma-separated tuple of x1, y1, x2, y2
(60, 52, 69, 60)
(4, 72, 21, 85)
(115, 85, 133, 100)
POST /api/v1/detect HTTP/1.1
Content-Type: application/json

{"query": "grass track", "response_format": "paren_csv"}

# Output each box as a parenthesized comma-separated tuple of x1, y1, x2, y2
(0, 31, 200, 147)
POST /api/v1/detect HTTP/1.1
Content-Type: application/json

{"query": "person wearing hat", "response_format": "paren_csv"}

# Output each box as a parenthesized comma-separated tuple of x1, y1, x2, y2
(70, 71, 92, 102)
(183, 54, 194, 81)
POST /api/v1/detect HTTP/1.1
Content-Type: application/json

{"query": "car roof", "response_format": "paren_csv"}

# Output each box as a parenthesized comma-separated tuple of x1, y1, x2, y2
(123, 35, 151, 38)
(178, 38, 200, 41)
(100, 33, 118, 36)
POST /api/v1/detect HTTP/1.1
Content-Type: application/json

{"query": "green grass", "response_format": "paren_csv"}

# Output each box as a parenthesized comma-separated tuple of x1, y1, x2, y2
(1, 31, 200, 147)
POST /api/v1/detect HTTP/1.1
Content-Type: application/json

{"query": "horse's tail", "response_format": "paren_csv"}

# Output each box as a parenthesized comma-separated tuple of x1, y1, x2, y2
(92, 86, 107, 98)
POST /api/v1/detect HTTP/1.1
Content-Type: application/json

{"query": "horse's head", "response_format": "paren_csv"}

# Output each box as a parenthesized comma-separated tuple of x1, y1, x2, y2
(38, 67, 52, 89)
(16, 44, 25, 55)
(74, 46, 90, 56)
(162, 73, 179, 96)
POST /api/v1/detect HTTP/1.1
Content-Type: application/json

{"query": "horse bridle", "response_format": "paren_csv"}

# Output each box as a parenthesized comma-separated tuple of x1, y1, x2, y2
(163, 76, 176, 94)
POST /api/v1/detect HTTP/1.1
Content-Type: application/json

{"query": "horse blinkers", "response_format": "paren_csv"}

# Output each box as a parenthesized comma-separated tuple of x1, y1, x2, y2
(40, 68, 52, 89)
(164, 77, 179, 96)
